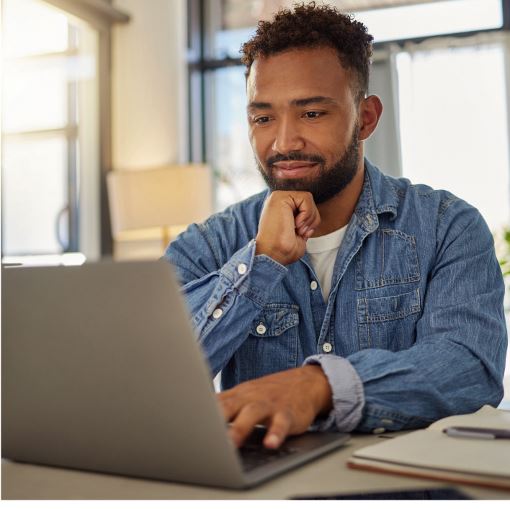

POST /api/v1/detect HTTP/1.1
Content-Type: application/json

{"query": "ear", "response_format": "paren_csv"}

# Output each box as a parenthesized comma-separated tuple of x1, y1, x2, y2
(358, 95, 383, 141)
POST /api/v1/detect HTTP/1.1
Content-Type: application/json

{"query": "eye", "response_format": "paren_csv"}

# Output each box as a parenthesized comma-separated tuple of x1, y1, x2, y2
(303, 111, 324, 120)
(253, 116, 271, 125)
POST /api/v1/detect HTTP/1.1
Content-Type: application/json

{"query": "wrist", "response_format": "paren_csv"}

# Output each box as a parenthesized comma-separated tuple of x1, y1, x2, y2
(302, 365, 333, 416)
(255, 238, 287, 265)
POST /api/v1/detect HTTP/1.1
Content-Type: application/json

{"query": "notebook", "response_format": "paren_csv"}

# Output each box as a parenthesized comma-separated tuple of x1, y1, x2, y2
(348, 406, 510, 490)
(1, 260, 349, 489)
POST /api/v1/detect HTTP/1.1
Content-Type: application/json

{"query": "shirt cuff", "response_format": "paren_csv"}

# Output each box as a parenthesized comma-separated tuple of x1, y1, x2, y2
(219, 239, 288, 308)
(303, 354, 365, 432)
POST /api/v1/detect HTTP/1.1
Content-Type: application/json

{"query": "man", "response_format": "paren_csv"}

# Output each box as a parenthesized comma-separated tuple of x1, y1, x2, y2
(165, 3, 507, 450)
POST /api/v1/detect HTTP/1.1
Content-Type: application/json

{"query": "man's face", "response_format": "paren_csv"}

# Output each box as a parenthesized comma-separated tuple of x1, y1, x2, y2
(246, 47, 362, 204)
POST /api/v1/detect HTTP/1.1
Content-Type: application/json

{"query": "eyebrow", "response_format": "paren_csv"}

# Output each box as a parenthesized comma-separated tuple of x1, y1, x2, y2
(247, 96, 338, 111)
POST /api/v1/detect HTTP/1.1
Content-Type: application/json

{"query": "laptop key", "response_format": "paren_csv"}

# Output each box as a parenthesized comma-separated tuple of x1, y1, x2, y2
(239, 428, 299, 472)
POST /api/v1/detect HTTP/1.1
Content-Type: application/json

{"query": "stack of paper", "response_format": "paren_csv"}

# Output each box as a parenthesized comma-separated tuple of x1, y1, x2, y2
(348, 406, 510, 490)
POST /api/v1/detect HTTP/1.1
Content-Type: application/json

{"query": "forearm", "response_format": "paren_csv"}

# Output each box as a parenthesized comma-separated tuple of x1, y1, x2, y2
(304, 332, 504, 435)
(348, 336, 505, 432)
(304, 355, 365, 432)
(168, 238, 289, 375)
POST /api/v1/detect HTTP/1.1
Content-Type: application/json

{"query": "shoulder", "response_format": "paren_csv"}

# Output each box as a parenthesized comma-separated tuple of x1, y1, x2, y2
(368, 163, 492, 251)
(368, 161, 480, 222)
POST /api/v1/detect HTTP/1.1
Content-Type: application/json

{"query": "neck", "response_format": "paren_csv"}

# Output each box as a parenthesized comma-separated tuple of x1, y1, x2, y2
(312, 163, 365, 237)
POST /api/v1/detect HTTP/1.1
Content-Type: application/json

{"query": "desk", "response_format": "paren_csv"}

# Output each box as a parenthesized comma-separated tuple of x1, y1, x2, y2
(2, 433, 509, 500)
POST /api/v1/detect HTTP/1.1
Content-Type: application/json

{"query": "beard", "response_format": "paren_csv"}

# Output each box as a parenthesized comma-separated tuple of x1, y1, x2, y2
(257, 124, 361, 205)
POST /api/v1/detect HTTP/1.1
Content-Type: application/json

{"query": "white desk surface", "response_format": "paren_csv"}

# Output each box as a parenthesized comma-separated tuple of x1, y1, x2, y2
(2, 432, 509, 500)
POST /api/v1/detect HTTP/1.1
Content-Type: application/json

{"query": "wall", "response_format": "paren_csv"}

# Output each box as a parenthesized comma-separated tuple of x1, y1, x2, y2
(112, 0, 187, 170)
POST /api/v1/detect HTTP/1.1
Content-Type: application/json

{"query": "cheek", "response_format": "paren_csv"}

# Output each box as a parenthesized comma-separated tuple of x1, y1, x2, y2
(249, 129, 271, 161)
(308, 131, 343, 160)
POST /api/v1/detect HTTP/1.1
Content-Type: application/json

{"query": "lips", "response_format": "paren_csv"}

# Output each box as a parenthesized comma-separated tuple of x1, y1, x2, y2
(272, 161, 318, 178)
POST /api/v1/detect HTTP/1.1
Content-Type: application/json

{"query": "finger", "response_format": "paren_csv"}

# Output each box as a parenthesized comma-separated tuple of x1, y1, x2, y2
(294, 209, 313, 229)
(297, 209, 318, 237)
(296, 224, 309, 237)
(217, 391, 242, 422)
(228, 402, 270, 448)
(293, 193, 318, 225)
(264, 410, 293, 449)
(310, 208, 321, 230)
(296, 207, 321, 232)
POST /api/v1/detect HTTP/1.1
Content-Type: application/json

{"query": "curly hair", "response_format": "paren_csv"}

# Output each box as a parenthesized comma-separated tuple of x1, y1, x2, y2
(241, 2, 373, 102)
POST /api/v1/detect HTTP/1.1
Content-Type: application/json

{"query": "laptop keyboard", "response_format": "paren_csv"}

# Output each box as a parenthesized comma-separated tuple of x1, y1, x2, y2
(239, 427, 299, 472)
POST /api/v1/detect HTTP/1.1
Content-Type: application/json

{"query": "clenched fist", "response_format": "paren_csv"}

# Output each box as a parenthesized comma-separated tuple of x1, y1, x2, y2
(255, 191, 321, 265)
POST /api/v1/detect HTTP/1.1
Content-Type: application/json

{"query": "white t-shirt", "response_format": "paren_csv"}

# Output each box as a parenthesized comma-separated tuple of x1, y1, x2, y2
(306, 226, 347, 301)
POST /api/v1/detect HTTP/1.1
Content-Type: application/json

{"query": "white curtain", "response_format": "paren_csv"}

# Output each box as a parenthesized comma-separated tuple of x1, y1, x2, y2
(367, 32, 510, 233)
(396, 32, 510, 232)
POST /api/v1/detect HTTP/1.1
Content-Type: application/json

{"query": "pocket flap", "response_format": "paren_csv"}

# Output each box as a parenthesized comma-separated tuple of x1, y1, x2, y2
(358, 289, 421, 324)
(250, 303, 299, 337)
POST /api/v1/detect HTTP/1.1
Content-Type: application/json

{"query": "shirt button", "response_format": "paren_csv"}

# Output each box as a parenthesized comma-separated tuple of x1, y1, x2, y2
(212, 308, 223, 319)
(256, 323, 267, 334)
(322, 342, 332, 353)
(237, 263, 247, 275)
(310, 280, 318, 291)
(373, 427, 386, 434)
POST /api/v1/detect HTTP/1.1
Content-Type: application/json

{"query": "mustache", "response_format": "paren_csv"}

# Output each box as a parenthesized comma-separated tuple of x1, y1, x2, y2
(266, 152, 325, 167)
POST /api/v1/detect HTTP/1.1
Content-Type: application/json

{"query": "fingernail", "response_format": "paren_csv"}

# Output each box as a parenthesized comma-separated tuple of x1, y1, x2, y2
(306, 229, 315, 237)
(265, 434, 280, 449)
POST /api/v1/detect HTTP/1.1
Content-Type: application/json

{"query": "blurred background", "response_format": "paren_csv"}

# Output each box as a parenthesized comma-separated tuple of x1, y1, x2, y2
(1, 0, 510, 392)
(2, 0, 510, 262)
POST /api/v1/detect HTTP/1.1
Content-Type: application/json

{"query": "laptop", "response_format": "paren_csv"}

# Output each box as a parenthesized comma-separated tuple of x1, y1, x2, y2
(2, 260, 350, 489)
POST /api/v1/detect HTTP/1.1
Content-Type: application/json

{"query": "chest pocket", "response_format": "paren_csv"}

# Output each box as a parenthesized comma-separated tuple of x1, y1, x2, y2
(355, 229, 421, 351)
(356, 229, 420, 289)
(234, 303, 299, 384)
(357, 289, 421, 350)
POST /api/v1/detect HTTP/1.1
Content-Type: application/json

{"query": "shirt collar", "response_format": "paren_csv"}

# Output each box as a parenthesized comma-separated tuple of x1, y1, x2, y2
(354, 158, 399, 232)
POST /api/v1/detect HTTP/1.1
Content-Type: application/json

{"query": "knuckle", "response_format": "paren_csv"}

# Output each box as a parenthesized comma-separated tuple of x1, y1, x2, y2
(220, 397, 234, 412)
(277, 408, 294, 425)
(245, 400, 268, 415)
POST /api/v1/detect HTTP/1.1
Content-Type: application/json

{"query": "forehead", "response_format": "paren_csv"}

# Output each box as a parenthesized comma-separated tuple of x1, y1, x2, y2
(246, 47, 354, 104)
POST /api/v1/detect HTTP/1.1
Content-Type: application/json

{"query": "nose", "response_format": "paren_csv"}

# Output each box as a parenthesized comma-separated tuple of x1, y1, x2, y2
(271, 117, 305, 154)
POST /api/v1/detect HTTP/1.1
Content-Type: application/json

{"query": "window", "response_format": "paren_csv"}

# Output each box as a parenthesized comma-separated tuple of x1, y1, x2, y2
(396, 37, 510, 232)
(1, 0, 100, 260)
(355, 0, 503, 42)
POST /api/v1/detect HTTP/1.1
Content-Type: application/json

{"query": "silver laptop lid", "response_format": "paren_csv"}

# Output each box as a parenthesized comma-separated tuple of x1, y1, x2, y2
(2, 261, 245, 488)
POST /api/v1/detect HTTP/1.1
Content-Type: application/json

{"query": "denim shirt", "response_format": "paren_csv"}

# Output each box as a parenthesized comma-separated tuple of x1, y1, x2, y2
(164, 160, 507, 433)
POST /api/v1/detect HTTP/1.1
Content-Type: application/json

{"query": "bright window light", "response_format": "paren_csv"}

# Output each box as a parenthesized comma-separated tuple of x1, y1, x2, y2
(396, 43, 510, 232)
(2, 253, 87, 267)
(355, 0, 503, 43)
(2, 0, 69, 58)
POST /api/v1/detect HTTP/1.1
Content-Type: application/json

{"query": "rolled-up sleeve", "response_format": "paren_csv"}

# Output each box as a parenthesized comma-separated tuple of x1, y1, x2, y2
(304, 354, 365, 432)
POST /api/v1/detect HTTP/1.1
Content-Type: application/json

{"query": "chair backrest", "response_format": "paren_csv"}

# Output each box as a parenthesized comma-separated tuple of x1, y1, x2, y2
(107, 164, 212, 259)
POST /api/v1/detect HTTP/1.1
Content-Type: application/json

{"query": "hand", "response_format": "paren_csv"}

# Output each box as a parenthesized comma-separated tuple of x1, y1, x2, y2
(218, 365, 333, 449)
(255, 191, 321, 265)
